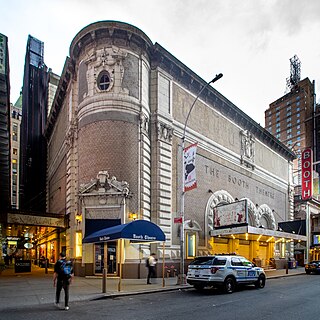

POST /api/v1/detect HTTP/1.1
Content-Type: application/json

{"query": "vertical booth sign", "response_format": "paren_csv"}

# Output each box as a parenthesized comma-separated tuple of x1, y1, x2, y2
(301, 148, 313, 200)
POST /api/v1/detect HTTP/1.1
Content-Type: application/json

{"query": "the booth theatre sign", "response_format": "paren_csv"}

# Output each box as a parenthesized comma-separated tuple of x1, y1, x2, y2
(204, 165, 276, 200)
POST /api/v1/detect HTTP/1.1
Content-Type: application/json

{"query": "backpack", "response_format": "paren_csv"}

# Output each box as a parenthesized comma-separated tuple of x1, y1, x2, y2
(60, 260, 72, 278)
(145, 257, 150, 267)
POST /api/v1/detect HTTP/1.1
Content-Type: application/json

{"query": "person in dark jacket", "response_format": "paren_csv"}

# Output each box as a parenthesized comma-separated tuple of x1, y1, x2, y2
(53, 252, 73, 310)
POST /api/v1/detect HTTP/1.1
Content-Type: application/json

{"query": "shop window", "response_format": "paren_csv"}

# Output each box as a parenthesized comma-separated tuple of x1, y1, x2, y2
(186, 233, 196, 259)
(12, 124, 18, 141)
(76, 231, 82, 257)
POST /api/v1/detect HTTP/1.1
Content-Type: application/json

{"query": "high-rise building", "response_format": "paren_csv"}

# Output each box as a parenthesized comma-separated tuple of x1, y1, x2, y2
(10, 94, 22, 209)
(264, 57, 315, 184)
(47, 70, 60, 117)
(0, 33, 11, 220)
(19, 35, 48, 212)
(265, 57, 320, 264)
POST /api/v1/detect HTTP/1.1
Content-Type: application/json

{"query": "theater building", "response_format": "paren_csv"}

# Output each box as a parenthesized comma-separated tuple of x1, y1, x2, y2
(46, 21, 306, 277)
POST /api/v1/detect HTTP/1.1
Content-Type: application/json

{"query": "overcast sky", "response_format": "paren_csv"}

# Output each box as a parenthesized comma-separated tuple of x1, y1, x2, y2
(2, 0, 320, 125)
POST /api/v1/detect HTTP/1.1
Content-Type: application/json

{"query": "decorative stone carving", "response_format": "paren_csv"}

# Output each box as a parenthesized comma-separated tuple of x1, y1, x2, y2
(140, 113, 149, 135)
(240, 130, 255, 169)
(65, 121, 78, 147)
(84, 46, 129, 97)
(257, 204, 276, 230)
(79, 170, 130, 196)
(157, 121, 173, 142)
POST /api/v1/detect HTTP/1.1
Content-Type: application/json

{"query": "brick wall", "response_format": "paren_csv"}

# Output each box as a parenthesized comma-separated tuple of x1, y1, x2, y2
(78, 120, 139, 211)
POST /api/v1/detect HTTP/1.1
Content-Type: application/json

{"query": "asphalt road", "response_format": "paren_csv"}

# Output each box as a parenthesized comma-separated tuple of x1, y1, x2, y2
(1, 274, 319, 320)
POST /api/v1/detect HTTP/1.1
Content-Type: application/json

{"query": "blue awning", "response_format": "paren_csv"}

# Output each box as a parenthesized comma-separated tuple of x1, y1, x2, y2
(83, 220, 166, 243)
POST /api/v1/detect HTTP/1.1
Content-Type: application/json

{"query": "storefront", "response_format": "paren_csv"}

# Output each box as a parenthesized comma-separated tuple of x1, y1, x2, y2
(210, 224, 307, 268)
(83, 220, 166, 290)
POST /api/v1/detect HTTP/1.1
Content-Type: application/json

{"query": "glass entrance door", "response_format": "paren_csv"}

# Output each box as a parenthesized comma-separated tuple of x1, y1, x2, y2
(94, 243, 104, 274)
(107, 242, 117, 275)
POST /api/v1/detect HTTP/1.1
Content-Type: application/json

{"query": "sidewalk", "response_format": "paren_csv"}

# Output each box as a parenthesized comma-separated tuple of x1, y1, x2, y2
(0, 265, 305, 310)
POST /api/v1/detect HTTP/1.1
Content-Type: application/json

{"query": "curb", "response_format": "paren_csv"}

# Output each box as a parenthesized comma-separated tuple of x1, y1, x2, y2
(91, 285, 192, 300)
(91, 273, 306, 300)
(266, 272, 305, 279)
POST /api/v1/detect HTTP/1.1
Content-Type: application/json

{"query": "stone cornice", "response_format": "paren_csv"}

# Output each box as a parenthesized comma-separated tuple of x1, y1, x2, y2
(70, 20, 154, 62)
(45, 57, 73, 139)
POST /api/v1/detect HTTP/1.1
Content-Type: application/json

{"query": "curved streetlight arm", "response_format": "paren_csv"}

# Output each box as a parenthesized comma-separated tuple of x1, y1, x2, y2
(182, 73, 223, 140)
(178, 73, 222, 284)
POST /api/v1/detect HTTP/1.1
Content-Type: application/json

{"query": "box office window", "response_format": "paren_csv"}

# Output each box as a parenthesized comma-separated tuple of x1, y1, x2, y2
(186, 233, 196, 259)
(75, 231, 82, 257)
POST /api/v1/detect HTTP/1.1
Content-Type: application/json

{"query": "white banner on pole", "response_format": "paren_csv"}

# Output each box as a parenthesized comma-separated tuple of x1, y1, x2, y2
(184, 143, 197, 192)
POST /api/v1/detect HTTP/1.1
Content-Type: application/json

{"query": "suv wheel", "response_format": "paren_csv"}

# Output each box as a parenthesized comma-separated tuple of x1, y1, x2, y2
(254, 274, 266, 289)
(194, 284, 205, 291)
(224, 277, 235, 294)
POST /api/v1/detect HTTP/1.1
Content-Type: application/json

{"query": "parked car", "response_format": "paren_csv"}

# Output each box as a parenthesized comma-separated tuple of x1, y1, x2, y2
(305, 260, 320, 274)
(186, 254, 266, 293)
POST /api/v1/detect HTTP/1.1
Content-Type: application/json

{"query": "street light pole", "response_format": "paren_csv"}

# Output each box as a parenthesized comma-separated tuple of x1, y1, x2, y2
(179, 73, 223, 284)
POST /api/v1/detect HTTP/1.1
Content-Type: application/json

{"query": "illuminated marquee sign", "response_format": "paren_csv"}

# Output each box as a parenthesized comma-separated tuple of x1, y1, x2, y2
(214, 199, 248, 228)
(301, 148, 313, 200)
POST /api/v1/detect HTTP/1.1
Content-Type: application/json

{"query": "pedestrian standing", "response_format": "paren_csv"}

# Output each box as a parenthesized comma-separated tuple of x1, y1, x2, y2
(146, 253, 157, 284)
(53, 252, 73, 310)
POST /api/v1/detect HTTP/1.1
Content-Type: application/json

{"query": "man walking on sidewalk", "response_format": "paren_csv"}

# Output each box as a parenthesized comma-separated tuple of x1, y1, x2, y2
(53, 252, 73, 310)
(146, 253, 157, 284)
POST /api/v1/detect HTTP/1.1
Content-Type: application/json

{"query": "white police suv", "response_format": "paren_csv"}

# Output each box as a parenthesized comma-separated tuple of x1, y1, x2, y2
(186, 254, 266, 293)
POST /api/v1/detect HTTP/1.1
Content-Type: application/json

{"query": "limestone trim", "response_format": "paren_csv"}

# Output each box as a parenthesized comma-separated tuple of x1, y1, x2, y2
(184, 219, 202, 231)
(173, 121, 289, 190)
(79, 171, 130, 196)
(205, 190, 234, 244)
(256, 204, 277, 230)
(240, 197, 260, 228)
(240, 130, 255, 170)
(157, 121, 173, 143)
(205, 191, 277, 246)
(82, 46, 129, 99)
(140, 112, 149, 136)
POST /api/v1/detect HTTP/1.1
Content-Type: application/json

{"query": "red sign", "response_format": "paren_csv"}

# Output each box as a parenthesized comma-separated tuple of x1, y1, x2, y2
(301, 148, 313, 200)
(174, 217, 183, 224)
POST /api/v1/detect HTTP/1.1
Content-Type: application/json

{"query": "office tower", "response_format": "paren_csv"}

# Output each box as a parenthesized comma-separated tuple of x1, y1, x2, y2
(19, 35, 48, 212)
(10, 94, 22, 209)
(265, 56, 315, 184)
(0, 33, 11, 219)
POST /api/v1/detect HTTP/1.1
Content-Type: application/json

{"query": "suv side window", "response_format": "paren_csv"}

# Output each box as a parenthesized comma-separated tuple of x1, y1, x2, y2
(240, 257, 252, 266)
(231, 257, 243, 266)
(189, 257, 214, 265)
(212, 258, 227, 266)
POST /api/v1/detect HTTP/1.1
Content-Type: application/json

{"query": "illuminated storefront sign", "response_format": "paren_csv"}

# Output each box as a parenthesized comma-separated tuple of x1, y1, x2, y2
(301, 148, 313, 200)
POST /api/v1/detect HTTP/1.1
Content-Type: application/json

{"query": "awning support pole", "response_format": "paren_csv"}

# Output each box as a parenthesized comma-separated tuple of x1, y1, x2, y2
(118, 239, 123, 292)
(102, 268, 107, 293)
(162, 241, 165, 287)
